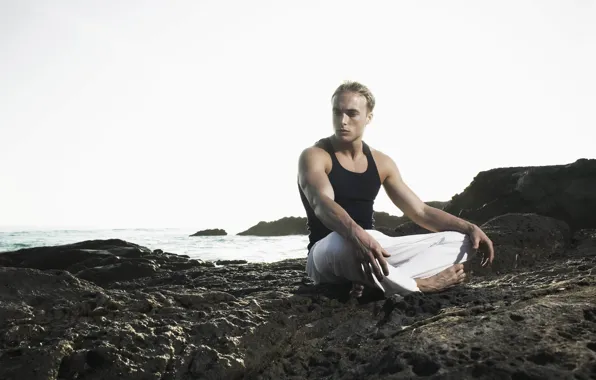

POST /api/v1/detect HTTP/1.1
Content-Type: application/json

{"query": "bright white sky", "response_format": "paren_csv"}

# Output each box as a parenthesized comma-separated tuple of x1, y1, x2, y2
(1, 1, 595, 234)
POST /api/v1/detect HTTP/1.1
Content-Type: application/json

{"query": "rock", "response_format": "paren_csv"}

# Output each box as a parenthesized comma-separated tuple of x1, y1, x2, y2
(0, 340, 74, 380)
(237, 216, 308, 236)
(0, 239, 151, 270)
(216, 260, 248, 266)
(190, 229, 227, 237)
(470, 213, 570, 275)
(186, 344, 245, 380)
(75, 261, 159, 287)
(570, 228, 596, 257)
(443, 158, 596, 231)
(0, 208, 595, 379)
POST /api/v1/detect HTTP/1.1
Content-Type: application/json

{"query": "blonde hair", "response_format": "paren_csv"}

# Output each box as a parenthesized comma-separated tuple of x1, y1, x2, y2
(331, 81, 376, 112)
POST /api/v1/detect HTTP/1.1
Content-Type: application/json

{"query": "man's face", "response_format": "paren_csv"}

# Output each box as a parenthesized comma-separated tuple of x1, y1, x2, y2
(332, 91, 372, 142)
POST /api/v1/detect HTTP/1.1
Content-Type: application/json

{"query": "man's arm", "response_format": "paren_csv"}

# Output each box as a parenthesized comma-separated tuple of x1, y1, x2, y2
(382, 158, 472, 233)
(298, 147, 390, 279)
(381, 155, 494, 264)
(298, 147, 362, 241)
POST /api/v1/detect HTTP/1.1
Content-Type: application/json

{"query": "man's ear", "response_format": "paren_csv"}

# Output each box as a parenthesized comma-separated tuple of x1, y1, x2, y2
(367, 112, 374, 125)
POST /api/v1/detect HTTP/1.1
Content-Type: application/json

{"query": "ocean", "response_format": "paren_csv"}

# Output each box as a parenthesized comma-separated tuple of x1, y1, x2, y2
(0, 228, 310, 263)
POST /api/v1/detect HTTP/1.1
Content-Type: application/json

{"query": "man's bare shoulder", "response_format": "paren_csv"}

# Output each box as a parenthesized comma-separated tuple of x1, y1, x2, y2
(300, 143, 329, 160)
(299, 141, 332, 172)
(369, 146, 398, 181)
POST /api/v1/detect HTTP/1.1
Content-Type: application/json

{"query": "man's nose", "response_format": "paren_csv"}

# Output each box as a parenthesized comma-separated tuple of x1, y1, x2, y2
(342, 113, 349, 125)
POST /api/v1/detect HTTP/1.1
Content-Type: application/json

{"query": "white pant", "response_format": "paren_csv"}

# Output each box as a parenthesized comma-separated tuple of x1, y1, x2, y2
(306, 230, 472, 296)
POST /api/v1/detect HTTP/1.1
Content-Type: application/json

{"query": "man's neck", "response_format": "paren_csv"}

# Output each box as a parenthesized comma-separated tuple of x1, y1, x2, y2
(329, 135, 364, 158)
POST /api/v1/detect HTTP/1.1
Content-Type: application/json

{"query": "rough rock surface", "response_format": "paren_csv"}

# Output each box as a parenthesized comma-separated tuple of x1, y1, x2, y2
(443, 158, 596, 231)
(189, 229, 227, 237)
(1, 214, 595, 379)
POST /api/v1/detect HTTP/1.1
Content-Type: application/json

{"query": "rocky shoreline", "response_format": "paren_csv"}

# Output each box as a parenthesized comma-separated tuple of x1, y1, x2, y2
(1, 159, 595, 379)
(0, 213, 595, 379)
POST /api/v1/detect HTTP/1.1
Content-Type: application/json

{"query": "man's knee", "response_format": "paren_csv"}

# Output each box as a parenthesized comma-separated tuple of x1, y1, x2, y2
(315, 233, 365, 279)
(310, 233, 352, 271)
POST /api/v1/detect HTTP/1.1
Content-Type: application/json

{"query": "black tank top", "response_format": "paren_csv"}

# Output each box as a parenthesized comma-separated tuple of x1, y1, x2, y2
(299, 137, 382, 251)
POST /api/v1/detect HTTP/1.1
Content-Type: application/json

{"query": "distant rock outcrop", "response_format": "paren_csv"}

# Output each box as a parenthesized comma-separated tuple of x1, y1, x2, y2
(237, 217, 307, 236)
(190, 229, 227, 237)
(236, 208, 447, 237)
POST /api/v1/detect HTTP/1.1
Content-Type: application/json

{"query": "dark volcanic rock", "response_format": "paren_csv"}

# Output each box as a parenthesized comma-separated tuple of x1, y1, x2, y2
(216, 260, 248, 266)
(470, 213, 570, 275)
(571, 229, 596, 258)
(190, 228, 227, 236)
(0, 239, 152, 270)
(0, 239, 210, 279)
(443, 158, 596, 231)
(1, 216, 595, 379)
(75, 261, 160, 286)
(237, 216, 307, 236)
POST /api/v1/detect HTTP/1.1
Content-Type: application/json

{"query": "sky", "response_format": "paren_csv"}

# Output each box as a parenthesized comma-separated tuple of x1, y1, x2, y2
(1, 0, 595, 234)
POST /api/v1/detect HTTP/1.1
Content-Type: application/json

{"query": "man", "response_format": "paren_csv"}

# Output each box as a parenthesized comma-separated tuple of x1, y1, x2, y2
(298, 81, 494, 298)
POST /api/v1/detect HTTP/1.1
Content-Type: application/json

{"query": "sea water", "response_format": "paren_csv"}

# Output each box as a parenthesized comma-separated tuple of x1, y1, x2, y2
(0, 228, 310, 263)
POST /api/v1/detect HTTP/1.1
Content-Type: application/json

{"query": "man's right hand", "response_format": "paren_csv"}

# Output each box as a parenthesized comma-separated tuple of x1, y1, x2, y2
(349, 230, 391, 282)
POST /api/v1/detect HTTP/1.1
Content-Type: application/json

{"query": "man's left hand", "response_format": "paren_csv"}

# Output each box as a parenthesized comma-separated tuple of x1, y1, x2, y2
(467, 224, 494, 266)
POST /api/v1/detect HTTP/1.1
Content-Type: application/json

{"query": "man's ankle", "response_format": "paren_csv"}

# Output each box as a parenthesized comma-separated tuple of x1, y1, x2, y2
(415, 278, 437, 293)
(415, 278, 428, 292)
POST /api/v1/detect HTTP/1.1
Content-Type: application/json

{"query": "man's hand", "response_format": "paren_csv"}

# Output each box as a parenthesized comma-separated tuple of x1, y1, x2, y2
(467, 224, 494, 266)
(350, 231, 391, 282)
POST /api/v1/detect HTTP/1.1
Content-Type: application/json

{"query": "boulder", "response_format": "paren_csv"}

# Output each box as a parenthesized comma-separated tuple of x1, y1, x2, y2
(237, 216, 307, 236)
(469, 213, 571, 275)
(570, 228, 596, 258)
(443, 158, 596, 231)
(190, 229, 227, 237)
(0, 239, 151, 270)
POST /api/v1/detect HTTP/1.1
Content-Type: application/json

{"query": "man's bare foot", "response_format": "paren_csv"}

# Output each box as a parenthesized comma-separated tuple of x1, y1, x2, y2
(350, 283, 364, 298)
(415, 264, 466, 293)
